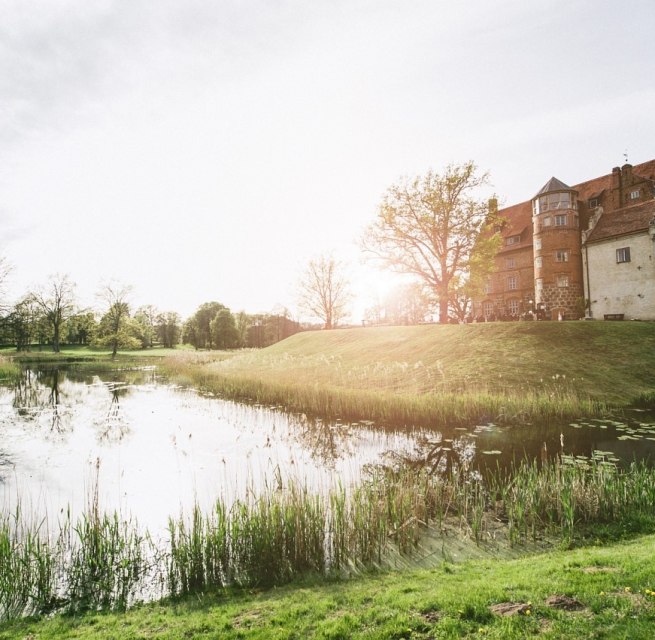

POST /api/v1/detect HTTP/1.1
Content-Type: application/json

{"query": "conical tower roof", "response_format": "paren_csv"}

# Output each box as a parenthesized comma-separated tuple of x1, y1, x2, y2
(534, 177, 574, 197)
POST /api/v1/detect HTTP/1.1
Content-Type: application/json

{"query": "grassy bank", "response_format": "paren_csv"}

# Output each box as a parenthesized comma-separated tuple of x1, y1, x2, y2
(2, 532, 655, 639)
(2, 459, 655, 626)
(162, 322, 655, 427)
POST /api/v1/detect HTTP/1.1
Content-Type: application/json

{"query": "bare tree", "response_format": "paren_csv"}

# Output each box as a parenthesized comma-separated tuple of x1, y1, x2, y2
(97, 283, 133, 358)
(362, 162, 499, 323)
(30, 274, 77, 352)
(298, 254, 351, 329)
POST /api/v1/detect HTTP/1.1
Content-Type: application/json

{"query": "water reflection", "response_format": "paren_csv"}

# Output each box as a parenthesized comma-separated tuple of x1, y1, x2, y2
(1, 365, 654, 532)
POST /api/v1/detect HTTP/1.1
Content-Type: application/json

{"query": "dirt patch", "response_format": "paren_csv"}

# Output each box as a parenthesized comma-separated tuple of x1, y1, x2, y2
(490, 602, 531, 617)
(545, 595, 584, 611)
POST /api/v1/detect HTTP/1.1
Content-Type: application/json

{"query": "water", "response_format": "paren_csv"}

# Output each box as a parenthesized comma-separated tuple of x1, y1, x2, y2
(1, 365, 654, 532)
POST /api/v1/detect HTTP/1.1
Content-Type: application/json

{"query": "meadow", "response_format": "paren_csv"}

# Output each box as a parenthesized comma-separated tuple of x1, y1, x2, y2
(161, 321, 655, 426)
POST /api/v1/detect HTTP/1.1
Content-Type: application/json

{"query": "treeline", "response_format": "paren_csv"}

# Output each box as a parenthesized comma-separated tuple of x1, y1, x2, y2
(182, 302, 301, 350)
(0, 276, 301, 352)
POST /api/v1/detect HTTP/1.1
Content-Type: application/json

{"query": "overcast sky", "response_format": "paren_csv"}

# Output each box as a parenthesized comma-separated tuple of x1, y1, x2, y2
(1, 0, 654, 322)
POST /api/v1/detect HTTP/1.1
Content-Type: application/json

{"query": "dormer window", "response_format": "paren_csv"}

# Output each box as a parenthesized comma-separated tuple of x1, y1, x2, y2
(589, 198, 598, 208)
(630, 189, 640, 200)
(506, 235, 520, 246)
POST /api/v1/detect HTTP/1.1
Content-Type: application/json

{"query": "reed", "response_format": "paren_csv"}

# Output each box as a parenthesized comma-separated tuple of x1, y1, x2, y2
(3, 459, 655, 622)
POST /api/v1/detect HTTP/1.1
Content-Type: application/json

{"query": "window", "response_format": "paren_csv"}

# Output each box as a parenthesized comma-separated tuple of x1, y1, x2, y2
(535, 256, 543, 268)
(507, 275, 518, 291)
(630, 189, 640, 200)
(484, 279, 492, 294)
(555, 250, 569, 263)
(506, 257, 515, 268)
(555, 214, 567, 226)
(508, 299, 520, 316)
(482, 302, 494, 318)
(533, 192, 577, 214)
(616, 247, 631, 263)
(589, 198, 598, 208)
(557, 274, 569, 288)
(506, 235, 520, 246)
(535, 278, 543, 291)
(534, 238, 542, 250)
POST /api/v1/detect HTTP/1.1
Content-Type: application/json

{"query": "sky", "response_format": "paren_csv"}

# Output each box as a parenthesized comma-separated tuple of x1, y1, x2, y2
(1, 0, 654, 323)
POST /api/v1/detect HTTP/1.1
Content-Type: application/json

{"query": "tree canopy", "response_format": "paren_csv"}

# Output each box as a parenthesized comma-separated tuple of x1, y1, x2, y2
(362, 162, 500, 322)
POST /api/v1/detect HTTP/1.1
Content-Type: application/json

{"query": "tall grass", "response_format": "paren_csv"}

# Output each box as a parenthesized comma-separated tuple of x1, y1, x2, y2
(3, 458, 655, 622)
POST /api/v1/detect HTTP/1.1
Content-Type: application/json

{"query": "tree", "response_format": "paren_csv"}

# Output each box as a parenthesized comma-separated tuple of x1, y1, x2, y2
(210, 308, 239, 349)
(362, 162, 499, 323)
(298, 254, 351, 329)
(65, 312, 98, 345)
(184, 302, 229, 349)
(156, 312, 181, 348)
(7, 297, 40, 351)
(30, 274, 77, 352)
(96, 283, 134, 358)
(134, 305, 158, 348)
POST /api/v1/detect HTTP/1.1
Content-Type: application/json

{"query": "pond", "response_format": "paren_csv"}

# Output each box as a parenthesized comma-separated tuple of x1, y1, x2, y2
(1, 365, 654, 533)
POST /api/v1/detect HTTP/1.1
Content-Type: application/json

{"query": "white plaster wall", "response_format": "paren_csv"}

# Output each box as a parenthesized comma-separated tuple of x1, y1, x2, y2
(584, 232, 655, 320)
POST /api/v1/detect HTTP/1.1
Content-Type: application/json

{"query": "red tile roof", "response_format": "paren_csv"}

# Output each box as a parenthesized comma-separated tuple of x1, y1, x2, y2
(496, 159, 655, 244)
(586, 199, 655, 243)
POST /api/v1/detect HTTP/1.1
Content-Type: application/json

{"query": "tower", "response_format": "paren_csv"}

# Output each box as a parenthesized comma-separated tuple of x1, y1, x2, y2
(532, 178, 584, 319)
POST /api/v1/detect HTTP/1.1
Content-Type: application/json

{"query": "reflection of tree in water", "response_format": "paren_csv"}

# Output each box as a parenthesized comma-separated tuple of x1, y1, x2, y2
(375, 432, 478, 479)
(289, 416, 356, 467)
(12, 367, 71, 434)
(94, 383, 131, 443)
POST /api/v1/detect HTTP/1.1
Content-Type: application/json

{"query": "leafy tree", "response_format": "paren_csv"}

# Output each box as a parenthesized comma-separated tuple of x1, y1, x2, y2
(134, 305, 158, 348)
(183, 302, 229, 349)
(298, 254, 351, 329)
(210, 308, 239, 349)
(362, 162, 499, 323)
(7, 297, 40, 351)
(96, 283, 134, 358)
(65, 312, 98, 345)
(30, 274, 77, 352)
(156, 312, 181, 348)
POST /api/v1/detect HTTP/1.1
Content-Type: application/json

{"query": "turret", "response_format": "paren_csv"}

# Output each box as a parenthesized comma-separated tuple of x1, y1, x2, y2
(532, 178, 583, 319)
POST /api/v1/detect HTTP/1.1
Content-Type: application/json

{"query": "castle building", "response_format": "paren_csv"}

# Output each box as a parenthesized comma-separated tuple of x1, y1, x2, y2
(476, 159, 655, 321)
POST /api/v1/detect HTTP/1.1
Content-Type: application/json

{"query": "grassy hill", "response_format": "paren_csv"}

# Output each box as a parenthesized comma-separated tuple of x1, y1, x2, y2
(165, 322, 655, 427)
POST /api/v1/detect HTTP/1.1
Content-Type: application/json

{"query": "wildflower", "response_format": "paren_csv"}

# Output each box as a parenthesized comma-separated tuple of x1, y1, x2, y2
(624, 587, 632, 593)
(525, 609, 531, 616)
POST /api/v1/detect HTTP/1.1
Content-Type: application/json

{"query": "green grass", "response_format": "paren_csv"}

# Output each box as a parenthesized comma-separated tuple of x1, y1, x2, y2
(2, 533, 655, 639)
(162, 322, 655, 427)
(3, 459, 655, 627)
(1, 344, 191, 362)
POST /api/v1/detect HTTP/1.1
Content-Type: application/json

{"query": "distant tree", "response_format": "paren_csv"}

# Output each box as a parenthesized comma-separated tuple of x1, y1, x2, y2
(298, 254, 351, 329)
(65, 312, 98, 345)
(156, 312, 181, 348)
(362, 162, 500, 323)
(7, 297, 40, 351)
(96, 283, 134, 358)
(30, 274, 77, 352)
(234, 311, 250, 347)
(210, 308, 239, 349)
(183, 302, 229, 349)
(134, 305, 158, 348)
